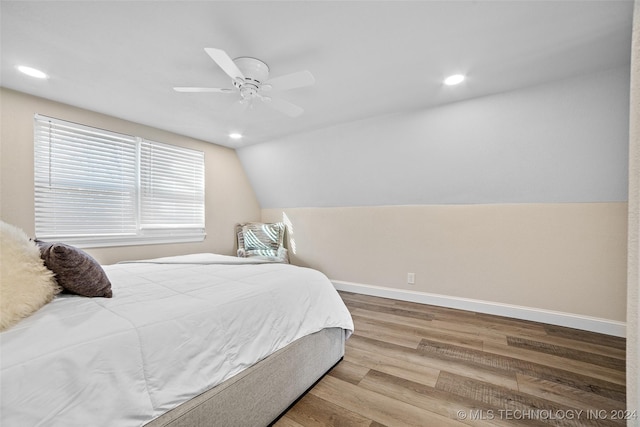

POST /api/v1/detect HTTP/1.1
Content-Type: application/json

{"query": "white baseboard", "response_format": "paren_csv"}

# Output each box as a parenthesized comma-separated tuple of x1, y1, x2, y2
(332, 280, 626, 338)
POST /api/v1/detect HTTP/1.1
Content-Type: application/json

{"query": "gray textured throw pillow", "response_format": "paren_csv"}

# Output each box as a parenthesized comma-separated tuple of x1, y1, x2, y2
(37, 242, 112, 298)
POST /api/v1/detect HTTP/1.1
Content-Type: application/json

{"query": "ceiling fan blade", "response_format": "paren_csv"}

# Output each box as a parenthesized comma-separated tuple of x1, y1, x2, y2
(204, 48, 245, 81)
(262, 97, 304, 118)
(173, 87, 234, 93)
(265, 70, 315, 91)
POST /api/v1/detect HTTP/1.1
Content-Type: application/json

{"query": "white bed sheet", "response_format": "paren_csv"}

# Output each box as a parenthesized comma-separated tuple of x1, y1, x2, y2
(0, 253, 354, 427)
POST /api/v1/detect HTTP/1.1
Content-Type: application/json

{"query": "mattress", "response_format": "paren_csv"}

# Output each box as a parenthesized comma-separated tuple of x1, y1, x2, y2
(146, 327, 345, 427)
(0, 253, 354, 427)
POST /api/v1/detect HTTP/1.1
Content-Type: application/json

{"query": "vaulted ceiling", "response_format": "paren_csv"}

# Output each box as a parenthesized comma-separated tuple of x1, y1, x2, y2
(0, 1, 634, 148)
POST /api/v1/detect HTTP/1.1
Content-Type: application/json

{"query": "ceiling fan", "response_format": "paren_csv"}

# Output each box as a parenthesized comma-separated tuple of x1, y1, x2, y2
(174, 48, 315, 118)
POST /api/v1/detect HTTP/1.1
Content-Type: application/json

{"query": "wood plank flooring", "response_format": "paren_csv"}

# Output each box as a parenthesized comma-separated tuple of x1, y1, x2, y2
(274, 291, 627, 427)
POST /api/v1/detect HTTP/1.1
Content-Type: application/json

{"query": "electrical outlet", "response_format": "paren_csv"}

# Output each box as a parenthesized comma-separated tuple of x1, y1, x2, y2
(407, 272, 415, 284)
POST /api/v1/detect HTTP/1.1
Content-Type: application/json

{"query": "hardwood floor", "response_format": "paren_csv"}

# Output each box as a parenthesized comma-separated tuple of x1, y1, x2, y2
(275, 291, 627, 427)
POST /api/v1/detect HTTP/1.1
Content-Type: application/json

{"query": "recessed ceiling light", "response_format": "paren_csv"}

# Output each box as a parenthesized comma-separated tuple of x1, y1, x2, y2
(17, 65, 48, 79)
(444, 74, 465, 86)
(229, 133, 243, 140)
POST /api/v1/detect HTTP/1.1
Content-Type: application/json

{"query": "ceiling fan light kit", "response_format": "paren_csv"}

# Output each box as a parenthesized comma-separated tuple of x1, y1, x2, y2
(174, 48, 314, 118)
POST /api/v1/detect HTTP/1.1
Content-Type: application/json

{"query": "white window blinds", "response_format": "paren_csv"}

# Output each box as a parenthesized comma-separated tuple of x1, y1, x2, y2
(139, 139, 205, 230)
(34, 114, 205, 247)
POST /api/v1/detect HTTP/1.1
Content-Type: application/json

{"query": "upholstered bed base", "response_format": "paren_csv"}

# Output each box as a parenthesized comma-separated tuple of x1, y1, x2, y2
(145, 327, 345, 427)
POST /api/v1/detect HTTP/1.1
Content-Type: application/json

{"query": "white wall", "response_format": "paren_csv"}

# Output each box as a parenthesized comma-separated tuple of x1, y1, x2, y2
(626, 0, 639, 419)
(239, 66, 629, 208)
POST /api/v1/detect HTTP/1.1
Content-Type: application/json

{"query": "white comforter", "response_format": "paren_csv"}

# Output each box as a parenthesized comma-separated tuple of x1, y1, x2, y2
(0, 254, 354, 427)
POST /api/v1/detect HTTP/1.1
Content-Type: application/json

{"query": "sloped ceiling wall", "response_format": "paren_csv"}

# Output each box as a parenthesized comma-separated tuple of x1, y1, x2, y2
(241, 65, 630, 326)
(238, 66, 629, 208)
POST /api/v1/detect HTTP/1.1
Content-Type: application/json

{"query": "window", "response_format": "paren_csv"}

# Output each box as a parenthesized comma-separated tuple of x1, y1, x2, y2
(34, 114, 205, 247)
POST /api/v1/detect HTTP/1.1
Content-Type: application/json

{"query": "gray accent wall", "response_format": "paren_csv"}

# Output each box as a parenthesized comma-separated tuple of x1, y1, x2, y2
(238, 66, 630, 208)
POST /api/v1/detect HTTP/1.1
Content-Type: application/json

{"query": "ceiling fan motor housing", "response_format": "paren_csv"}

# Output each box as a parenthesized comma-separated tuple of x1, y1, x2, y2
(174, 48, 309, 117)
(233, 57, 270, 99)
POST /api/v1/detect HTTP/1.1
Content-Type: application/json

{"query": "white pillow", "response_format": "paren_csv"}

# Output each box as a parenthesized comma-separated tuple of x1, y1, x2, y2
(0, 221, 60, 331)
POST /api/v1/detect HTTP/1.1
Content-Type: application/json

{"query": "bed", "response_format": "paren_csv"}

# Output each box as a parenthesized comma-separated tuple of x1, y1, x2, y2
(0, 253, 354, 427)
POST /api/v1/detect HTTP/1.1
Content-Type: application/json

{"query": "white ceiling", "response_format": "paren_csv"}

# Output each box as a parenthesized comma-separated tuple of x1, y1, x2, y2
(0, 1, 634, 148)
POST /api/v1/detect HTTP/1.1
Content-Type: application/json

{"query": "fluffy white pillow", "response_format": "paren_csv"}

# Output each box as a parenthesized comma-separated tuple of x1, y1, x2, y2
(0, 221, 60, 331)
